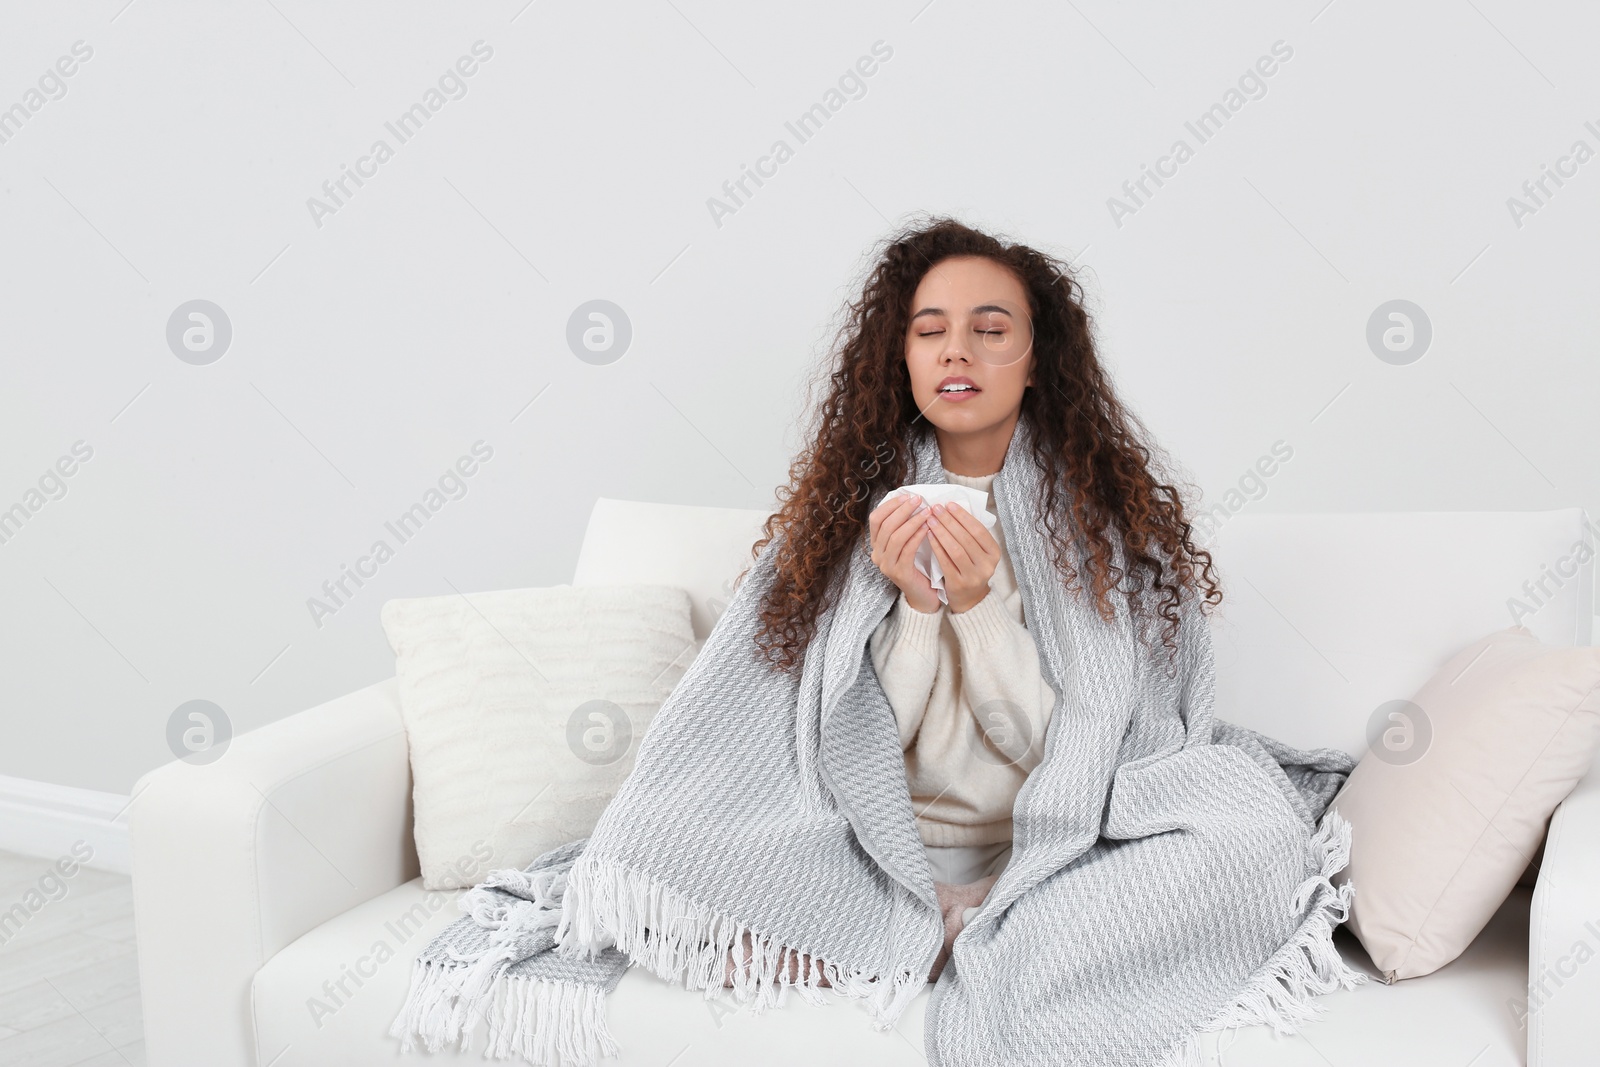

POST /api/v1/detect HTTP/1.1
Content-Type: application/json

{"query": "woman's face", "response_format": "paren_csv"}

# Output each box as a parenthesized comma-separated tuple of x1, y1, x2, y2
(903, 255, 1035, 433)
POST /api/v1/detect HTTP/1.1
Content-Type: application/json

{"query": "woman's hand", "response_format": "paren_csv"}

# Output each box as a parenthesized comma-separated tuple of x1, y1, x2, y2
(868, 493, 942, 615)
(927, 874, 1000, 982)
(925, 503, 999, 615)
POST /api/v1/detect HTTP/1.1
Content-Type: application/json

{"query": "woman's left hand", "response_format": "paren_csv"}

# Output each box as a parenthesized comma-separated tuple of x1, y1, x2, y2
(925, 503, 999, 615)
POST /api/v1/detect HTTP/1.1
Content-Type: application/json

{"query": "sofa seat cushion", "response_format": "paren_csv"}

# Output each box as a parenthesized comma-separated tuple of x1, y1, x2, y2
(1205, 887, 1531, 1065)
(252, 878, 1531, 1065)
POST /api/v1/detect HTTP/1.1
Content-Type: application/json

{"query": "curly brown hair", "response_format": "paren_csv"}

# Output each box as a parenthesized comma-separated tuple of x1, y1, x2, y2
(744, 214, 1222, 677)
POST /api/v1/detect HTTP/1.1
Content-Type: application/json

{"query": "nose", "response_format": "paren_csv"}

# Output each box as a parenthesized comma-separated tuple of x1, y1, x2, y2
(940, 323, 974, 363)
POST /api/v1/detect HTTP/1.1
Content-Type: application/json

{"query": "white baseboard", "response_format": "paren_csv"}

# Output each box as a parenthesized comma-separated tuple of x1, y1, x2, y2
(0, 774, 130, 874)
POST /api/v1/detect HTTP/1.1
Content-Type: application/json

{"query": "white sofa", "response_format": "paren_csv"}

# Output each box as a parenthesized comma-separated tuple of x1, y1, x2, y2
(129, 501, 1600, 1067)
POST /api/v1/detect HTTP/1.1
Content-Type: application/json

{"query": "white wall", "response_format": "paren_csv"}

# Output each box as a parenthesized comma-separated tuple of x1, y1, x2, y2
(1, 0, 1595, 795)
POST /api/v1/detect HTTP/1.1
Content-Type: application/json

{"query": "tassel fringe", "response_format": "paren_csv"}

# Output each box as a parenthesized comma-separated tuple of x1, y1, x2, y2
(390, 857, 621, 1065)
(1155, 807, 1369, 1067)
(395, 813, 1361, 1066)
(555, 850, 929, 1030)
(389, 956, 619, 1064)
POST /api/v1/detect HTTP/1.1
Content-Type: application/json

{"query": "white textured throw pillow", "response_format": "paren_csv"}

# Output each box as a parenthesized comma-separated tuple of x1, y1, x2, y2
(382, 584, 698, 890)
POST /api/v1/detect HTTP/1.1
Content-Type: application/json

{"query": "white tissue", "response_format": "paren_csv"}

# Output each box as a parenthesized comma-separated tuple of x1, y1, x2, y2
(875, 483, 997, 606)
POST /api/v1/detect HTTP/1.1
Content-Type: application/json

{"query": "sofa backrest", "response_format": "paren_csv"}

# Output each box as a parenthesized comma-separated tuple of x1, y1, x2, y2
(572, 498, 772, 640)
(574, 498, 1596, 758)
(1208, 509, 1593, 758)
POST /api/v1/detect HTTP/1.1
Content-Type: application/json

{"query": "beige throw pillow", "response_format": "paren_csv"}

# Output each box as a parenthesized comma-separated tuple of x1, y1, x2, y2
(1329, 625, 1600, 981)
(382, 584, 697, 889)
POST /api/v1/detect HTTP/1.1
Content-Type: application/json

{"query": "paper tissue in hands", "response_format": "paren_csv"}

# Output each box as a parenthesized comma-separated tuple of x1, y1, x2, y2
(876, 483, 997, 606)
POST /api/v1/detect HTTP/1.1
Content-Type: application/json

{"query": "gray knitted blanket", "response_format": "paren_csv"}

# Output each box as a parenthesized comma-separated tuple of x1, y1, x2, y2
(391, 416, 1368, 1065)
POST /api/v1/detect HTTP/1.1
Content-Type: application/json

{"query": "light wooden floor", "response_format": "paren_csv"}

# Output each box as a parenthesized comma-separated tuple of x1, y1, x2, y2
(0, 849, 143, 1066)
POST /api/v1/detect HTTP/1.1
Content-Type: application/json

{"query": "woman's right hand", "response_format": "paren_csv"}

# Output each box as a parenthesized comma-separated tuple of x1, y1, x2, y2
(868, 492, 942, 614)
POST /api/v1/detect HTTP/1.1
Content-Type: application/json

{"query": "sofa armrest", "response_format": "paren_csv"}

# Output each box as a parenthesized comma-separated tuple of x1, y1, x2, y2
(1527, 759, 1600, 1066)
(130, 676, 416, 1067)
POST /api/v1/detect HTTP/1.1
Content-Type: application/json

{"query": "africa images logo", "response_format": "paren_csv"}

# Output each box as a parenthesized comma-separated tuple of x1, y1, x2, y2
(305, 41, 495, 229)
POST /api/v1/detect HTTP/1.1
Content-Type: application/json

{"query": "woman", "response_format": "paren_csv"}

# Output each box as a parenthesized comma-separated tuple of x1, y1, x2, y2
(725, 215, 1222, 986)
(397, 218, 1359, 1065)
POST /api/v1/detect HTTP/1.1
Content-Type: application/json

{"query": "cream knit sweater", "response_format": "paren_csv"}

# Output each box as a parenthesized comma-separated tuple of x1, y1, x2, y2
(867, 468, 1058, 847)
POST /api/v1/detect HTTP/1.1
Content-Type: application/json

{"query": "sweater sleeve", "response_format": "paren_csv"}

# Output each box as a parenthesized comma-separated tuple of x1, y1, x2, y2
(867, 591, 945, 749)
(946, 590, 1056, 772)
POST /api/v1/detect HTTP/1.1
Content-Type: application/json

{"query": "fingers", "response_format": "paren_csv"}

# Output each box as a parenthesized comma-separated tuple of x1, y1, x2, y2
(930, 503, 992, 558)
(867, 492, 904, 538)
(868, 492, 915, 545)
(929, 503, 1003, 580)
(925, 508, 976, 574)
(886, 501, 931, 561)
(869, 494, 916, 567)
(870, 493, 921, 546)
(873, 496, 1000, 603)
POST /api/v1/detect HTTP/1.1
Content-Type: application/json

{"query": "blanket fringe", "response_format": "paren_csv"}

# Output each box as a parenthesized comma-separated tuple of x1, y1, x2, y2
(555, 850, 928, 1030)
(390, 858, 621, 1066)
(389, 955, 619, 1065)
(1154, 807, 1369, 1067)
